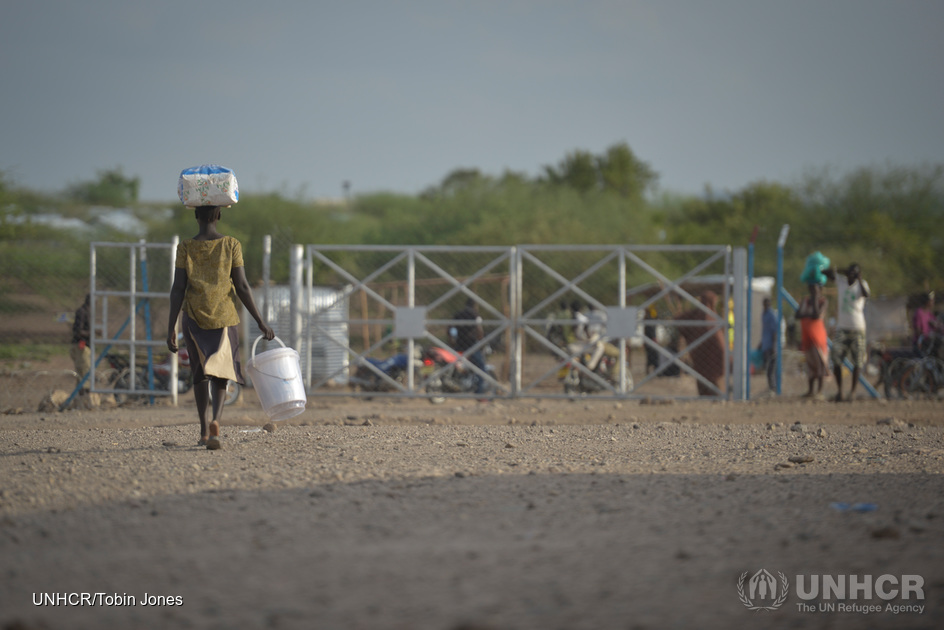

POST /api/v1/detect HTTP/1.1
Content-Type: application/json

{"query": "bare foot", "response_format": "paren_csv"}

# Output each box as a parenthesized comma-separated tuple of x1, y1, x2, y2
(206, 421, 221, 450)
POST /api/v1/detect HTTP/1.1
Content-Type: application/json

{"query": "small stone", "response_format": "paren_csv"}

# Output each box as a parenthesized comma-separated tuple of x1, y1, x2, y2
(262, 423, 277, 433)
(791, 422, 805, 433)
(816, 428, 828, 438)
(877, 417, 906, 428)
(788, 455, 814, 464)
(871, 526, 900, 540)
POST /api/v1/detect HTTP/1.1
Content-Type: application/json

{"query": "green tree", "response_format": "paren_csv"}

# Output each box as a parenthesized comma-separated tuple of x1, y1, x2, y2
(67, 168, 140, 206)
(542, 149, 599, 193)
(541, 142, 658, 199)
(597, 142, 659, 200)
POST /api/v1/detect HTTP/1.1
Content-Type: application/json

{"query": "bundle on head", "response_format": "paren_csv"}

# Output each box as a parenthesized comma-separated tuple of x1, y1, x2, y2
(800, 251, 831, 286)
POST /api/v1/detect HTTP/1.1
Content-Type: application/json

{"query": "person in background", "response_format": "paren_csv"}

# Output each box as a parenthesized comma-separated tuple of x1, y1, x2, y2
(675, 291, 726, 397)
(167, 205, 274, 450)
(829, 264, 870, 402)
(911, 292, 942, 356)
(71, 294, 91, 391)
(759, 297, 778, 391)
(452, 296, 486, 394)
(797, 283, 829, 399)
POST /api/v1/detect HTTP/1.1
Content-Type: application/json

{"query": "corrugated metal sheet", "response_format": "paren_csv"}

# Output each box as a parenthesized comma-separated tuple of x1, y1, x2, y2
(245, 285, 350, 386)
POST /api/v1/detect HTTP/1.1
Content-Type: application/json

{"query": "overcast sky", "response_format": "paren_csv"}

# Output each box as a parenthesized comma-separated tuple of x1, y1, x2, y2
(2, 0, 942, 204)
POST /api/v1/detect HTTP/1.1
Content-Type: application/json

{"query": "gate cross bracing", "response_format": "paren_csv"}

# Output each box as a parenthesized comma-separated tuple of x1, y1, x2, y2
(298, 244, 746, 402)
(302, 245, 515, 398)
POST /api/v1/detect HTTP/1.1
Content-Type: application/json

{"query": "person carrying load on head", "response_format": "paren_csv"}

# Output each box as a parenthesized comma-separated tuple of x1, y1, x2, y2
(166, 165, 274, 450)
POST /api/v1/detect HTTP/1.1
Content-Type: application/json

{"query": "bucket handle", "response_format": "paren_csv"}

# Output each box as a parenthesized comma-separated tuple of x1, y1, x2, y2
(251, 335, 286, 360)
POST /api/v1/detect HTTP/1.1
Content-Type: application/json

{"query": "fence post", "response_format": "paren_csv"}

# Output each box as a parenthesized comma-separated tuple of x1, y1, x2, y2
(776, 225, 790, 395)
(289, 244, 304, 354)
(732, 247, 748, 400)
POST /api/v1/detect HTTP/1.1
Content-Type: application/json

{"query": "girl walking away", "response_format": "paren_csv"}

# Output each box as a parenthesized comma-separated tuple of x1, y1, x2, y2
(167, 167, 274, 449)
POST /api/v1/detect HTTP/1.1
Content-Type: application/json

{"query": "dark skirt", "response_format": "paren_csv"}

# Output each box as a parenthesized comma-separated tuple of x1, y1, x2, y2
(180, 311, 244, 385)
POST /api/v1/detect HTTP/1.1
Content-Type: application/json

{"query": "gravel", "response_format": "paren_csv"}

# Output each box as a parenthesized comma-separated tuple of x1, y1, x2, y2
(2, 396, 943, 629)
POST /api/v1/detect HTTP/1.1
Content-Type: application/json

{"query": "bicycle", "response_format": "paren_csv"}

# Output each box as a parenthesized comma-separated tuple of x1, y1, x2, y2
(883, 335, 944, 400)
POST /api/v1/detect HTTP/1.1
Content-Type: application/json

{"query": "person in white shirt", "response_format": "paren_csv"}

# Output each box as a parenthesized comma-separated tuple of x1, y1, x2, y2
(830, 263, 870, 402)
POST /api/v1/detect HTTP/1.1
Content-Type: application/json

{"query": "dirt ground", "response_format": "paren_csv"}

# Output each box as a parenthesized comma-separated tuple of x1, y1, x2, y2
(1, 357, 943, 629)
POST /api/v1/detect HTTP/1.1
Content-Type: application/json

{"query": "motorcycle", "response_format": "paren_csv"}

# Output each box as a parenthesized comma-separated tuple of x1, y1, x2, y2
(558, 340, 619, 395)
(349, 351, 419, 393)
(421, 346, 497, 404)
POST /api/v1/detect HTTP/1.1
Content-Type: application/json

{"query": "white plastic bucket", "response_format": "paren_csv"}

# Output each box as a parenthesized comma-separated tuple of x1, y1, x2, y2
(246, 336, 306, 421)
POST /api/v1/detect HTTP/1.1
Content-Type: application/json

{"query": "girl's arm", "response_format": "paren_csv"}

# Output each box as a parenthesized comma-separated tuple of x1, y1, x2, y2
(231, 266, 275, 340)
(167, 268, 187, 352)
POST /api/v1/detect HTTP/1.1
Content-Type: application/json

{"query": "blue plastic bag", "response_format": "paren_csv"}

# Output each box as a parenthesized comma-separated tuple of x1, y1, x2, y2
(750, 348, 765, 370)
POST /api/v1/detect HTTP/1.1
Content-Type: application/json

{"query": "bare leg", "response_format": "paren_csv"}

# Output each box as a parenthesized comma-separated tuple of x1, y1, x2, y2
(193, 380, 210, 442)
(833, 365, 844, 401)
(202, 377, 228, 450)
(849, 367, 860, 399)
(210, 377, 228, 422)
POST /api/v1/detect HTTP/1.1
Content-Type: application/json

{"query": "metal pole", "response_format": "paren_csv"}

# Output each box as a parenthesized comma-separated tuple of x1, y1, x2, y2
(776, 225, 790, 395)
(732, 247, 747, 401)
(89, 242, 97, 394)
(746, 241, 754, 400)
(617, 247, 628, 393)
(170, 235, 179, 406)
(304, 246, 312, 389)
(511, 246, 521, 396)
(406, 248, 416, 393)
(263, 235, 272, 322)
(289, 244, 303, 353)
(139, 239, 155, 404)
(129, 245, 137, 396)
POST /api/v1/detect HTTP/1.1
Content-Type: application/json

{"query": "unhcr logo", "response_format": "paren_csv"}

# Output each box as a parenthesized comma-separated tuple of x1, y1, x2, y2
(736, 571, 927, 615)
(737, 569, 789, 611)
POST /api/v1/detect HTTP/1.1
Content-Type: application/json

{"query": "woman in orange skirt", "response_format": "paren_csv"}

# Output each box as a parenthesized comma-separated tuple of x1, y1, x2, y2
(797, 283, 829, 398)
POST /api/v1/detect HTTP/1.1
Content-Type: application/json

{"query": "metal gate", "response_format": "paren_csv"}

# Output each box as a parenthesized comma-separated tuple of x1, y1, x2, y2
(298, 244, 745, 402)
(301, 245, 515, 400)
(83, 238, 179, 405)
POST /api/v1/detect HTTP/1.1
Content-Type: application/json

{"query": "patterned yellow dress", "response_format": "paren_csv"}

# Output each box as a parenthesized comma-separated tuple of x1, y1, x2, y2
(175, 236, 245, 384)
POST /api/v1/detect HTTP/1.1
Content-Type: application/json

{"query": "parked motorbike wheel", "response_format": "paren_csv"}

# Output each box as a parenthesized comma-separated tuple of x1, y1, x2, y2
(425, 375, 447, 405)
(561, 354, 615, 396)
(224, 380, 241, 405)
(113, 368, 148, 406)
